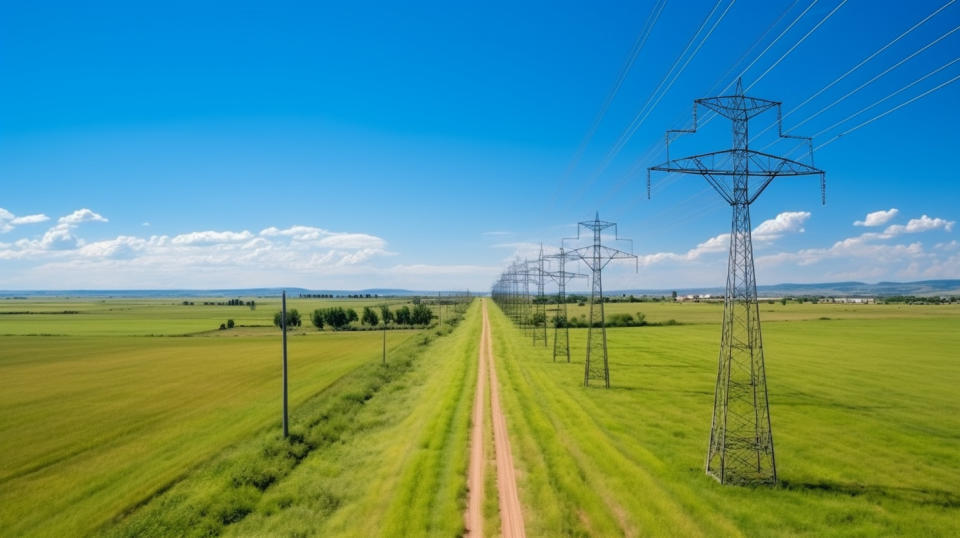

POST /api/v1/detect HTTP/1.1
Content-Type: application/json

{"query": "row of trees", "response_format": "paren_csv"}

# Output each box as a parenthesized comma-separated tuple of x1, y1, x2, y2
(182, 299, 257, 309)
(273, 304, 435, 331)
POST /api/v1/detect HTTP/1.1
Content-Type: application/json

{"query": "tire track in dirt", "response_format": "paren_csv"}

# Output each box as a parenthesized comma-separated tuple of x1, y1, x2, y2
(466, 300, 525, 537)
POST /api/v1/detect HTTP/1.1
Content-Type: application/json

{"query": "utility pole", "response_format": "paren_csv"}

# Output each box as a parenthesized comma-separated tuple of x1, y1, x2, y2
(281, 290, 289, 438)
(649, 79, 825, 486)
(564, 212, 637, 388)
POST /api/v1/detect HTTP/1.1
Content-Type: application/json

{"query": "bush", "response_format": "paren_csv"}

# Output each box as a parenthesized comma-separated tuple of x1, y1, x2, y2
(227, 319, 235, 329)
(379, 304, 394, 325)
(410, 304, 433, 325)
(395, 305, 412, 325)
(361, 306, 379, 326)
(273, 309, 302, 328)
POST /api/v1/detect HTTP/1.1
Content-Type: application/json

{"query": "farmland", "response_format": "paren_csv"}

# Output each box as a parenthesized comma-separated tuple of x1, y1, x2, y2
(488, 301, 960, 535)
(2, 296, 959, 536)
(0, 297, 439, 536)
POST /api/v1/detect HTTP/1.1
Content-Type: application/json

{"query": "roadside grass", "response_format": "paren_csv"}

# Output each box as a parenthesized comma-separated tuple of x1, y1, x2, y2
(101, 300, 479, 536)
(0, 314, 413, 535)
(488, 302, 960, 536)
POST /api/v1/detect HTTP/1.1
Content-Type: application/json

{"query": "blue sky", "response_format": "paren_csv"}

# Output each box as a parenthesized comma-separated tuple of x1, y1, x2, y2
(0, 0, 957, 290)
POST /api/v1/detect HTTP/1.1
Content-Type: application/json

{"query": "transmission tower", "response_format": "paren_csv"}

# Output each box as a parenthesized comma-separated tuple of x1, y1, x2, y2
(532, 245, 548, 346)
(544, 247, 586, 362)
(648, 79, 825, 486)
(564, 212, 637, 388)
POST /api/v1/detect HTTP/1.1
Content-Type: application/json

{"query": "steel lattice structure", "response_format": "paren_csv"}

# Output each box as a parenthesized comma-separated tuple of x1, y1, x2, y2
(544, 247, 586, 363)
(532, 246, 548, 346)
(648, 80, 825, 486)
(564, 212, 637, 388)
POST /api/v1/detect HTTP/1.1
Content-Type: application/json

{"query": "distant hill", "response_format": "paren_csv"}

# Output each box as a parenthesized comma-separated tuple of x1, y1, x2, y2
(0, 288, 435, 298)
(1, 280, 958, 298)
(609, 280, 960, 298)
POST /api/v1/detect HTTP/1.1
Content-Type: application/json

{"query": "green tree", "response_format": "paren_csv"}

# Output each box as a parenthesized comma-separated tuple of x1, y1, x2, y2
(226, 319, 235, 329)
(361, 306, 379, 326)
(311, 309, 325, 330)
(346, 308, 358, 323)
(395, 305, 412, 325)
(273, 309, 302, 328)
(379, 304, 394, 325)
(411, 303, 433, 325)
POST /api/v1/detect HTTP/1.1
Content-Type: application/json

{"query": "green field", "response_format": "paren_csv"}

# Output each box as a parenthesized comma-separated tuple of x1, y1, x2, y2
(2, 297, 959, 536)
(0, 297, 436, 536)
(489, 301, 960, 535)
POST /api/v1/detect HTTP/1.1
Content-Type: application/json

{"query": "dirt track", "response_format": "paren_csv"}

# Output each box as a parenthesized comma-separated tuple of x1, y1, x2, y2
(465, 300, 525, 537)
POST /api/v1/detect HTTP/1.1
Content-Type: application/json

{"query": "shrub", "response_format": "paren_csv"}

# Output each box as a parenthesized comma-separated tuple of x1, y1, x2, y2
(227, 319, 235, 329)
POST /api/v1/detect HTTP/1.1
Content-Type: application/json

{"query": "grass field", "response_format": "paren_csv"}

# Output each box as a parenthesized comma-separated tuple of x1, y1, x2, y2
(0, 297, 427, 536)
(489, 301, 960, 535)
(3, 296, 958, 536)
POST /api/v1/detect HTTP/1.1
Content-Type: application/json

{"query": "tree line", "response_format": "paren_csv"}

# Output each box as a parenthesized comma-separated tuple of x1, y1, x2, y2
(273, 304, 434, 330)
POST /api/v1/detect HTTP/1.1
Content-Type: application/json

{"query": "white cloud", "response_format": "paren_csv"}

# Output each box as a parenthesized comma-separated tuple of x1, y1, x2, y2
(883, 214, 955, 236)
(636, 211, 810, 267)
(171, 230, 254, 245)
(854, 208, 898, 227)
(752, 211, 810, 241)
(0, 208, 51, 233)
(0, 216, 407, 288)
(58, 208, 108, 225)
(11, 214, 50, 225)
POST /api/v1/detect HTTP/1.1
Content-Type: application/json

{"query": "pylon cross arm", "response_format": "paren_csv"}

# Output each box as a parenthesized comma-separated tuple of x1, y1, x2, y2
(696, 96, 778, 119)
(650, 149, 824, 204)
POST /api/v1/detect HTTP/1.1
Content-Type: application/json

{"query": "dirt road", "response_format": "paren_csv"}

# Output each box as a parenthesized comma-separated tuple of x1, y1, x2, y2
(465, 300, 525, 537)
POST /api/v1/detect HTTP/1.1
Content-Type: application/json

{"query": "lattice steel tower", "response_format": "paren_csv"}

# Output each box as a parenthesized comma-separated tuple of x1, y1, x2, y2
(648, 80, 825, 485)
(532, 245, 548, 346)
(544, 247, 585, 362)
(565, 212, 636, 388)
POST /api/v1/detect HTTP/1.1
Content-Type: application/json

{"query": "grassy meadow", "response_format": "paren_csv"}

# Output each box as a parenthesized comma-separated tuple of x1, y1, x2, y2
(0, 297, 430, 536)
(489, 301, 960, 535)
(2, 295, 958, 537)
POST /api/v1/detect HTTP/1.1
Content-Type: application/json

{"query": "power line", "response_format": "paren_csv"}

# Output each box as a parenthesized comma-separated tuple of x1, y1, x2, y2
(811, 56, 960, 139)
(815, 70, 960, 151)
(751, 0, 957, 143)
(745, 0, 848, 93)
(703, 0, 802, 97)
(697, 0, 822, 130)
(786, 22, 960, 133)
(574, 0, 729, 196)
(556, 0, 669, 186)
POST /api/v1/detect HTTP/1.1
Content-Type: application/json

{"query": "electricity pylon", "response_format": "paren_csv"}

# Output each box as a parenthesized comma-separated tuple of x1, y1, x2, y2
(544, 247, 586, 362)
(532, 245, 548, 346)
(564, 212, 637, 388)
(648, 79, 825, 486)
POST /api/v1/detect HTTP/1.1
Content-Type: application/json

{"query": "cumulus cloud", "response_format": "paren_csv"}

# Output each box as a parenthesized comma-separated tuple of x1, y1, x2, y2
(171, 230, 254, 245)
(0, 208, 51, 233)
(636, 211, 811, 267)
(752, 211, 810, 241)
(883, 214, 955, 236)
(0, 215, 402, 287)
(58, 208, 108, 225)
(854, 208, 898, 227)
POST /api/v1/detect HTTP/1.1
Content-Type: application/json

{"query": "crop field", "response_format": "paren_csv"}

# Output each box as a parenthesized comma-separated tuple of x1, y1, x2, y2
(2, 296, 958, 537)
(0, 297, 432, 536)
(488, 301, 960, 535)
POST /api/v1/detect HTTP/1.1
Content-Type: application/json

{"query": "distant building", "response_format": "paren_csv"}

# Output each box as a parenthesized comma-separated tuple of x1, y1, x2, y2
(825, 297, 876, 304)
